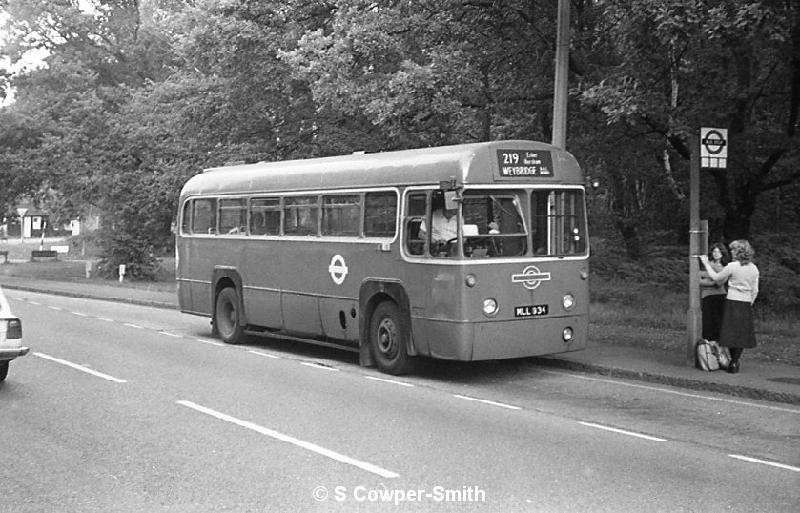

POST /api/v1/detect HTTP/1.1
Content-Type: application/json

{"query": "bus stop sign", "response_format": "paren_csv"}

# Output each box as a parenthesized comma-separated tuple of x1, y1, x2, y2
(700, 127, 728, 169)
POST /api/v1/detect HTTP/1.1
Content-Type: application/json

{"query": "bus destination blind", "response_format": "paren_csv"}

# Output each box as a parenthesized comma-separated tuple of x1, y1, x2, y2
(497, 150, 553, 177)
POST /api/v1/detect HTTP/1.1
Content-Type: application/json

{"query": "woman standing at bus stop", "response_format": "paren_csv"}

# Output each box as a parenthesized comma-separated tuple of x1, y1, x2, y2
(699, 242, 729, 342)
(700, 240, 760, 374)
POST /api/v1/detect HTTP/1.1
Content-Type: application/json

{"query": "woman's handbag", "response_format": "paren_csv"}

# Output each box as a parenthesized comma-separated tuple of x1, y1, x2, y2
(696, 339, 730, 371)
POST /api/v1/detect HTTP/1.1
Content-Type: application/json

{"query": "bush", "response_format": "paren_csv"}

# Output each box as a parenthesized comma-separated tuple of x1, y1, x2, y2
(590, 234, 800, 320)
(97, 228, 162, 281)
(66, 233, 104, 258)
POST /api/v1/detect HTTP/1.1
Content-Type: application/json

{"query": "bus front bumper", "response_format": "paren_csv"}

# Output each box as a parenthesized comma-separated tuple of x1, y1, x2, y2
(414, 316, 587, 361)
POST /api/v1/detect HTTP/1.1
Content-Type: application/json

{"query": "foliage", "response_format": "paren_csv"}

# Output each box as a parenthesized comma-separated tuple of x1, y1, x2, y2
(0, 0, 798, 279)
(590, 233, 800, 320)
(281, 0, 561, 147)
(576, 0, 800, 247)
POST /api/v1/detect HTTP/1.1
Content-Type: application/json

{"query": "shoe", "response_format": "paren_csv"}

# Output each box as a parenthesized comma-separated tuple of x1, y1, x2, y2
(727, 361, 740, 374)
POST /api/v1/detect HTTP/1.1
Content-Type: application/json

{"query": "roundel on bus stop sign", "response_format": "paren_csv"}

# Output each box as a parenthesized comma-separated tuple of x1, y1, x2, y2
(701, 130, 727, 154)
(699, 127, 728, 169)
(328, 254, 349, 285)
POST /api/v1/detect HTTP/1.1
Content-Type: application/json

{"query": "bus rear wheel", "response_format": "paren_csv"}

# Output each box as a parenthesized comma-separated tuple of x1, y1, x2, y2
(0, 361, 8, 381)
(214, 287, 245, 344)
(369, 301, 414, 375)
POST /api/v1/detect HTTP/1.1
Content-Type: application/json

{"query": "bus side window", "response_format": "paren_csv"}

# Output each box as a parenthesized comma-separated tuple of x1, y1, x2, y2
(364, 191, 397, 237)
(284, 196, 319, 236)
(250, 197, 280, 235)
(219, 198, 247, 235)
(192, 198, 217, 235)
(180, 200, 192, 234)
(322, 194, 361, 236)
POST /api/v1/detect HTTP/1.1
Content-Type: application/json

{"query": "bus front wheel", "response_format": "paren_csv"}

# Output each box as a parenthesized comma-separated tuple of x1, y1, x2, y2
(214, 287, 245, 344)
(369, 301, 414, 375)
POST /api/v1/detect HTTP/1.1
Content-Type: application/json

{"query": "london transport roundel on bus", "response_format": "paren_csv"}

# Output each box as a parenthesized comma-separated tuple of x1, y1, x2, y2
(328, 254, 349, 285)
(511, 265, 552, 290)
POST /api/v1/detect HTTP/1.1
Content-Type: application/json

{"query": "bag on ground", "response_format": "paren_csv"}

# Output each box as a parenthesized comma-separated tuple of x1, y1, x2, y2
(696, 339, 728, 371)
(716, 344, 731, 369)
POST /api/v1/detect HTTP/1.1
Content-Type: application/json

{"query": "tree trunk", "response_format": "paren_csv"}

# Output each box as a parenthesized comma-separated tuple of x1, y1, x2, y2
(723, 192, 756, 241)
(616, 218, 643, 260)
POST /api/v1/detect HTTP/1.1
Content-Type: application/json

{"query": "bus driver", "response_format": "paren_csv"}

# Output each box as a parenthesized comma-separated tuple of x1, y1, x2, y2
(419, 195, 458, 251)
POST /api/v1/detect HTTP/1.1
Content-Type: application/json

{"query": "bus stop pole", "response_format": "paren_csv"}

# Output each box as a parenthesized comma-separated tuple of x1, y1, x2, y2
(551, 0, 570, 149)
(687, 131, 703, 366)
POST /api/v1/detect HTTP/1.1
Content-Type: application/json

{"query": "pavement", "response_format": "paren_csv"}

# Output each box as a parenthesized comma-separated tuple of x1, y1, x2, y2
(1, 273, 798, 406)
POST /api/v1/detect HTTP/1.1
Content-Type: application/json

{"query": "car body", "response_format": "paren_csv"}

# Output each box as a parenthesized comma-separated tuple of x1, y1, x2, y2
(0, 286, 27, 381)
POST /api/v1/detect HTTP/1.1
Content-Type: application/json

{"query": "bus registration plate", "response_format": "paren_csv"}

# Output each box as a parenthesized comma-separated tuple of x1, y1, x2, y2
(514, 305, 548, 318)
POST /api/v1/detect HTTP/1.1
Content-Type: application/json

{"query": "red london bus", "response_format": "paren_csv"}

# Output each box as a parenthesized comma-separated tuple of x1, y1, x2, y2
(176, 140, 589, 374)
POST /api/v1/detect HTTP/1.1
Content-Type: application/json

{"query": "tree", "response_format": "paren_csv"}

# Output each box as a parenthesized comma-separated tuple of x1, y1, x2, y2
(0, 0, 188, 276)
(578, 0, 800, 243)
(281, 0, 563, 148)
(2, 0, 796, 273)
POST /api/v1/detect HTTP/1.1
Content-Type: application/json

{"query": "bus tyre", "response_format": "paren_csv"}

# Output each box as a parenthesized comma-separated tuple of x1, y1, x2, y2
(214, 287, 245, 344)
(0, 361, 8, 381)
(369, 301, 414, 375)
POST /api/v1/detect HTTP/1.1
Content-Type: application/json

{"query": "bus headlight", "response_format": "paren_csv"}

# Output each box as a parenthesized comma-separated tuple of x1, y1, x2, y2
(482, 298, 498, 316)
(562, 327, 574, 342)
(562, 293, 575, 310)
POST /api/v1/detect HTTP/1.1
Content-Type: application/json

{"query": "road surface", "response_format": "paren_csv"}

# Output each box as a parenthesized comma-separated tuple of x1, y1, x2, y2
(1, 290, 797, 512)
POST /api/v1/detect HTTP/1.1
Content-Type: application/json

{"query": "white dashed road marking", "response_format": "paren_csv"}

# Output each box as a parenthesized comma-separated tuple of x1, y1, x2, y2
(248, 350, 280, 359)
(177, 400, 399, 479)
(15, 294, 800, 474)
(578, 421, 667, 442)
(301, 362, 339, 372)
(196, 338, 224, 347)
(365, 376, 415, 387)
(454, 394, 521, 410)
(33, 352, 127, 383)
(728, 454, 800, 472)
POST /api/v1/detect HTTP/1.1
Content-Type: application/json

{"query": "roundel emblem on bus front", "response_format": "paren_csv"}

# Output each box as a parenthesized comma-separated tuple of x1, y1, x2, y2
(328, 254, 349, 285)
(511, 265, 552, 290)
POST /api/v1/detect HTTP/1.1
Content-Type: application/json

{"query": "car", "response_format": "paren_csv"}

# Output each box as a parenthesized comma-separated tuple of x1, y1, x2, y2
(0, 285, 27, 381)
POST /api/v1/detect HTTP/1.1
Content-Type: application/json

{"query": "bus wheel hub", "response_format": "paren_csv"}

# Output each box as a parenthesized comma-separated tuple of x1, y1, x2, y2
(378, 320, 396, 353)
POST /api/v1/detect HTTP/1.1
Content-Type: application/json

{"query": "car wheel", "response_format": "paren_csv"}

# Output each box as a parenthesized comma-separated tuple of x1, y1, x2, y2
(214, 287, 245, 344)
(369, 301, 414, 375)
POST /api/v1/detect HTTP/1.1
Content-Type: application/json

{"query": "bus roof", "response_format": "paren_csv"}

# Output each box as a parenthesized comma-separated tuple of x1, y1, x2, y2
(180, 140, 583, 197)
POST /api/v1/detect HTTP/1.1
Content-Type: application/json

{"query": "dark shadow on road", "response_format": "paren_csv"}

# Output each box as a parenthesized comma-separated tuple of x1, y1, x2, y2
(185, 327, 565, 384)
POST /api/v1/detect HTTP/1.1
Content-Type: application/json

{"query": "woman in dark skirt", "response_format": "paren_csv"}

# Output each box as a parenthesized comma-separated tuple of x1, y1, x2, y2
(700, 240, 760, 373)
(699, 242, 729, 341)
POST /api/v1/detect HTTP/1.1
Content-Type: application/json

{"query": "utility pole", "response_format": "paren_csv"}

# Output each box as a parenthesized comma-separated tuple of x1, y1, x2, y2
(688, 128, 728, 365)
(551, 0, 570, 149)
(687, 131, 702, 365)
